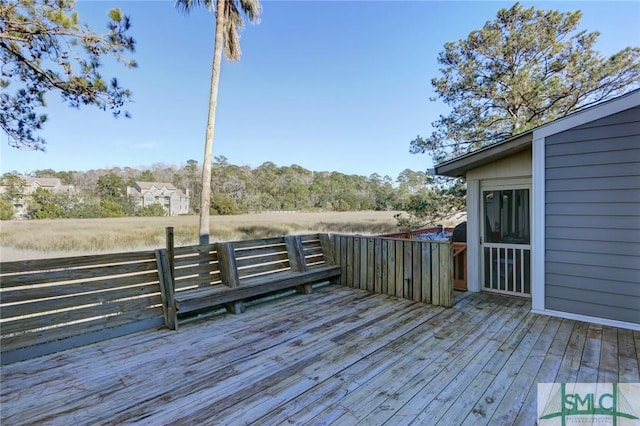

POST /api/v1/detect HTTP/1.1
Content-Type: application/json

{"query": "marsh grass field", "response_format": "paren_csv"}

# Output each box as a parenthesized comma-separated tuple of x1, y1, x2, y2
(0, 211, 408, 261)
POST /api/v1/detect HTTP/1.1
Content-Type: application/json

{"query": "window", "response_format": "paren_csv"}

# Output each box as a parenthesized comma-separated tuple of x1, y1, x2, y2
(483, 189, 530, 244)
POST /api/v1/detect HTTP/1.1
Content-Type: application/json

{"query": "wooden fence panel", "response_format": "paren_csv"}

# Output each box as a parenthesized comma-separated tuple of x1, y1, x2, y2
(331, 235, 453, 307)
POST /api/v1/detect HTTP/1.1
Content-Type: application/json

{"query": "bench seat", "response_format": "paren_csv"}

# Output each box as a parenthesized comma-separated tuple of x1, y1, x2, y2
(176, 264, 341, 314)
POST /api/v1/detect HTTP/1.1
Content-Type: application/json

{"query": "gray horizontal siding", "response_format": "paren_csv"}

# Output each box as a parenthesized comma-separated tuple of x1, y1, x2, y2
(546, 134, 639, 156)
(546, 284, 639, 310)
(546, 292, 640, 324)
(546, 189, 640, 203)
(546, 261, 639, 283)
(545, 106, 640, 324)
(546, 162, 639, 180)
(546, 227, 640, 243)
(546, 250, 638, 270)
(546, 215, 639, 229)
(546, 126, 638, 147)
(546, 238, 640, 257)
(546, 202, 639, 216)
(546, 175, 640, 191)
(546, 273, 639, 297)
(545, 147, 640, 168)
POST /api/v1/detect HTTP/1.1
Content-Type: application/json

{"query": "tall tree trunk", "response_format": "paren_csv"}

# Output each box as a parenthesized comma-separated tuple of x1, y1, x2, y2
(199, 0, 226, 245)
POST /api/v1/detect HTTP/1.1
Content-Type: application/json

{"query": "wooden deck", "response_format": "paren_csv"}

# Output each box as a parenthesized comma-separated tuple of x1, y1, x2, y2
(2, 285, 638, 425)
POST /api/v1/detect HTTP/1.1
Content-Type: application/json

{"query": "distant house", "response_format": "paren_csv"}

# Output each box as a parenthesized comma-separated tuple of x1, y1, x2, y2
(434, 89, 639, 330)
(0, 177, 75, 219)
(127, 181, 189, 216)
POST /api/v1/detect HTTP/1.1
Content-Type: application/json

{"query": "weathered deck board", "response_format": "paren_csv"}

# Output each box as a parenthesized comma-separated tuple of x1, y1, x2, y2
(1, 286, 637, 426)
(325, 297, 522, 425)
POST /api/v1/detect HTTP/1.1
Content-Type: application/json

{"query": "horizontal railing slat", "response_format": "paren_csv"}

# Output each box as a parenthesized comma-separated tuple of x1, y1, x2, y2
(173, 255, 218, 268)
(0, 272, 160, 304)
(303, 246, 323, 256)
(172, 244, 216, 256)
(1, 305, 164, 353)
(1, 294, 162, 337)
(232, 237, 285, 249)
(173, 263, 220, 279)
(235, 252, 289, 269)
(236, 262, 290, 279)
(1, 284, 160, 319)
(1, 261, 158, 288)
(0, 251, 157, 274)
(233, 245, 287, 260)
(174, 279, 224, 293)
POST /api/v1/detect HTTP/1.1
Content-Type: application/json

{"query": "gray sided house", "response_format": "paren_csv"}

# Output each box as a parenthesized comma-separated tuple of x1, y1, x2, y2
(127, 181, 190, 216)
(435, 89, 640, 330)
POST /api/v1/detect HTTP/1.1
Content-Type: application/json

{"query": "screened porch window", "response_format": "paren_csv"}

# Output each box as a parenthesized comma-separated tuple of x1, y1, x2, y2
(483, 189, 530, 244)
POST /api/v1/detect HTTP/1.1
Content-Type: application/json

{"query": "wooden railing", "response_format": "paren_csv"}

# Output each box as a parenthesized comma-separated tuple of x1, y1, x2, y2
(0, 251, 167, 365)
(332, 235, 454, 307)
(0, 232, 456, 364)
(379, 226, 454, 240)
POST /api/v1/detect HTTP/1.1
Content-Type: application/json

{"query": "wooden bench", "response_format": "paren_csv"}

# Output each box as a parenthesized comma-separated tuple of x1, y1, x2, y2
(166, 234, 341, 328)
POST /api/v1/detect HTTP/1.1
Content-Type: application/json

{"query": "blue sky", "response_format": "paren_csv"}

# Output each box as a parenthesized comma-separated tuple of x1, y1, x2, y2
(2, 1, 639, 179)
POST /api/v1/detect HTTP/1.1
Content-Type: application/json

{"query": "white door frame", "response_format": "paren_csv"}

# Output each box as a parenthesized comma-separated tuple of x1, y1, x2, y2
(480, 180, 532, 297)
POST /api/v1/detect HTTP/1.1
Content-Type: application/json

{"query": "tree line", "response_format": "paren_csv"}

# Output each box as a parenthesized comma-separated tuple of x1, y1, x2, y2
(0, 157, 461, 223)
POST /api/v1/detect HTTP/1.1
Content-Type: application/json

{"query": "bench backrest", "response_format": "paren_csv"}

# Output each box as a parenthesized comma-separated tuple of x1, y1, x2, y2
(170, 234, 334, 291)
(172, 244, 222, 293)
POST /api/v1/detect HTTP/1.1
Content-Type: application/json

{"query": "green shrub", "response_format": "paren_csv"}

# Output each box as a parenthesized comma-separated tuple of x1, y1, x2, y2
(100, 199, 125, 218)
(210, 195, 240, 215)
(0, 199, 14, 220)
(135, 203, 166, 217)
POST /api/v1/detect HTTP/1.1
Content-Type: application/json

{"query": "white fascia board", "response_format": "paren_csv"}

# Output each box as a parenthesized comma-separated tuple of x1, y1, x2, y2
(533, 90, 640, 140)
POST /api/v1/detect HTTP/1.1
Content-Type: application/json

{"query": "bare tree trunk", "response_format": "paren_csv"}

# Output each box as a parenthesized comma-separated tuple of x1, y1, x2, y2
(199, 0, 226, 245)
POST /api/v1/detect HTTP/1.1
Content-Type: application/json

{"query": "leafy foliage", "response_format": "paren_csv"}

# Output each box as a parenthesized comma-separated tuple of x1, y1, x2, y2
(135, 203, 166, 217)
(0, 198, 15, 220)
(0, 172, 26, 201)
(210, 194, 240, 215)
(394, 178, 466, 231)
(410, 2, 640, 163)
(1, 0, 137, 150)
(99, 199, 125, 218)
(27, 187, 66, 218)
(96, 172, 125, 201)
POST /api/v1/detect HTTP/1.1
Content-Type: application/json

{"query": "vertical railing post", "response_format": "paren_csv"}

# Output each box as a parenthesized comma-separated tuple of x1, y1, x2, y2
(285, 235, 307, 272)
(165, 227, 175, 290)
(318, 233, 335, 265)
(155, 249, 177, 330)
(215, 242, 244, 313)
(286, 235, 312, 294)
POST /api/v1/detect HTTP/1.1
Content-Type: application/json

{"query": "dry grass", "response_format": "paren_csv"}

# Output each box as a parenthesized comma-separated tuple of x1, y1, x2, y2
(0, 211, 403, 261)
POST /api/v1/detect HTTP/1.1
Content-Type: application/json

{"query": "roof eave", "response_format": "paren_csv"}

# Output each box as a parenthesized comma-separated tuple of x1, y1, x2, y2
(434, 131, 533, 178)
